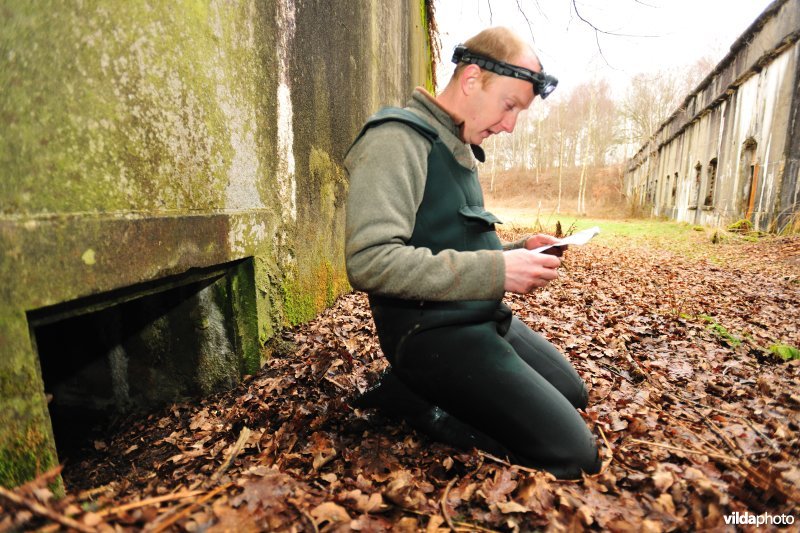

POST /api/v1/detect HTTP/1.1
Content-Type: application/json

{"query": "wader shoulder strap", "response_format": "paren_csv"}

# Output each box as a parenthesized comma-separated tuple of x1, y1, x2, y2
(347, 107, 439, 155)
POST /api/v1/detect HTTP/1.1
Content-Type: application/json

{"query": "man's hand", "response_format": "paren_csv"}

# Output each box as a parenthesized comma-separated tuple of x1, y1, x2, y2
(503, 249, 561, 294)
(523, 233, 567, 257)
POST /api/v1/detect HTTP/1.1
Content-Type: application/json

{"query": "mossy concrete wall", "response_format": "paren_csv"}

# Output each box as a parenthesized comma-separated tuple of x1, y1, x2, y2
(0, 0, 433, 487)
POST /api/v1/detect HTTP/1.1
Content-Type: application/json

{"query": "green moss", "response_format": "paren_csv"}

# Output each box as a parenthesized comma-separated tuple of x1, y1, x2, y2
(727, 219, 754, 234)
(0, 426, 58, 489)
(279, 147, 349, 327)
(281, 258, 349, 326)
(419, 0, 436, 93)
(0, 2, 285, 215)
(0, 311, 59, 488)
(229, 259, 262, 374)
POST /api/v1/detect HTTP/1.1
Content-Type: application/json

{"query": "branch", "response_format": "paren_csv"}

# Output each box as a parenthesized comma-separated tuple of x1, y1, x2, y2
(571, 0, 659, 37)
(440, 476, 458, 531)
(0, 486, 95, 533)
(515, 0, 536, 45)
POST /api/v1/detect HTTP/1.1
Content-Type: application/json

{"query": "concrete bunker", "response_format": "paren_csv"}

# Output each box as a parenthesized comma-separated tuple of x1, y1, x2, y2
(27, 260, 259, 465)
(0, 0, 434, 487)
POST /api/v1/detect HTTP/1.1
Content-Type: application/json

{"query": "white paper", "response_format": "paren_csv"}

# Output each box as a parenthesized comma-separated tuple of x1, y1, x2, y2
(530, 226, 600, 254)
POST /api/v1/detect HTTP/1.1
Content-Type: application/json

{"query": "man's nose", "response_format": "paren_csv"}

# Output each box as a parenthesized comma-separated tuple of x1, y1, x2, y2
(500, 112, 517, 133)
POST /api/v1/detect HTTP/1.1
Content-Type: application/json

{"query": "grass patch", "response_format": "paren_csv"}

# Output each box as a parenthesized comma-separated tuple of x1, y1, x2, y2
(489, 207, 717, 257)
(490, 208, 695, 239)
(489, 207, 789, 267)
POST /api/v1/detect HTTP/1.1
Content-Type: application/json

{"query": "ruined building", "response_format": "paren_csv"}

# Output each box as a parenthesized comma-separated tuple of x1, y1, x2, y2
(0, 1, 435, 487)
(624, 0, 800, 231)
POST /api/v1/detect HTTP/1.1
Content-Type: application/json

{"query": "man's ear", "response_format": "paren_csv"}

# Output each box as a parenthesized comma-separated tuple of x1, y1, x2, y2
(460, 64, 482, 95)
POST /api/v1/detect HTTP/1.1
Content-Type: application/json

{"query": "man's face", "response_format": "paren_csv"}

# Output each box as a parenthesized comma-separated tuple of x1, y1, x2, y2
(461, 57, 539, 145)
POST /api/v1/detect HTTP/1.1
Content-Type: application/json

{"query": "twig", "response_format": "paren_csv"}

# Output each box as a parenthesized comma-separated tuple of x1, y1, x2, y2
(644, 396, 727, 456)
(97, 489, 205, 517)
(627, 438, 733, 461)
(477, 450, 511, 467)
(595, 425, 615, 475)
(211, 426, 252, 482)
(77, 484, 115, 500)
(289, 500, 319, 533)
(476, 451, 542, 476)
(701, 417, 744, 459)
(741, 417, 781, 453)
(452, 520, 502, 533)
(148, 482, 233, 533)
(324, 375, 348, 391)
(440, 476, 458, 531)
(398, 506, 499, 532)
(599, 363, 631, 383)
(648, 385, 798, 500)
(594, 417, 639, 474)
(0, 486, 95, 533)
(668, 390, 781, 454)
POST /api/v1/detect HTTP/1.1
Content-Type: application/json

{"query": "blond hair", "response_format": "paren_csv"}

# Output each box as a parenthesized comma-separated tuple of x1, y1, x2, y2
(452, 27, 532, 84)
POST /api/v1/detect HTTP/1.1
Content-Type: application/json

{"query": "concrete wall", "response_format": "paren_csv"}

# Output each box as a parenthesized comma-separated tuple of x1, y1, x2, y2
(624, 0, 800, 231)
(0, 0, 433, 486)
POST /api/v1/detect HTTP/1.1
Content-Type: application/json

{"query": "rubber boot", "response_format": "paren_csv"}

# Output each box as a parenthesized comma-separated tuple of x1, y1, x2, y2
(352, 368, 512, 458)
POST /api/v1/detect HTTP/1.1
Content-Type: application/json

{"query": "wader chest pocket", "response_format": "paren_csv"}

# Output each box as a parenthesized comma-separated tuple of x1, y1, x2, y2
(458, 206, 502, 231)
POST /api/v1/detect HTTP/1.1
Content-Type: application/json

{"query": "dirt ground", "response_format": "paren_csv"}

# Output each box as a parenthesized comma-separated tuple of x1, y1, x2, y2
(2, 223, 799, 532)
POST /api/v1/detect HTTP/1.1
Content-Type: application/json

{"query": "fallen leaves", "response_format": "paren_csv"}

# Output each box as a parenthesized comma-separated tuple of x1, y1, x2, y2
(1, 232, 798, 531)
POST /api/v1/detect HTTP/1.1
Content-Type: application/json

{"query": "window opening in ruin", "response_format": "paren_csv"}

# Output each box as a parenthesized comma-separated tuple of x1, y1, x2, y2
(740, 139, 758, 219)
(705, 158, 718, 207)
(691, 162, 702, 209)
(672, 172, 678, 206)
(27, 260, 256, 473)
(652, 178, 658, 204)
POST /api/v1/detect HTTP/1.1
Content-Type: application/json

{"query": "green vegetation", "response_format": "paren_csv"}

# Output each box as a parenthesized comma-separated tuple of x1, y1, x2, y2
(699, 314, 742, 347)
(770, 344, 800, 361)
(727, 219, 754, 233)
(697, 316, 799, 363)
(778, 212, 800, 235)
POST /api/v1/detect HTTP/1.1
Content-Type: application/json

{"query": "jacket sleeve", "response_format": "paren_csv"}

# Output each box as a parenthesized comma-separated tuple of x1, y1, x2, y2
(502, 237, 528, 250)
(344, 122, 506, 301)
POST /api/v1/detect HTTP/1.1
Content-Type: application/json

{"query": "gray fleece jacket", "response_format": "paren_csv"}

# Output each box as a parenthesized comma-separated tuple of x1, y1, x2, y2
(344, 88, 525, 301)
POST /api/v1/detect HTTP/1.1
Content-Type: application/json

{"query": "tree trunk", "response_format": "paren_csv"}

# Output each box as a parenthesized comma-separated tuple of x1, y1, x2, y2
(557, 132, 564, 214)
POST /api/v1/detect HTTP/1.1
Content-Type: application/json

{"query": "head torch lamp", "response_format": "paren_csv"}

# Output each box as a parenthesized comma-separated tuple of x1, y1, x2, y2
(451, 44, 558, 99)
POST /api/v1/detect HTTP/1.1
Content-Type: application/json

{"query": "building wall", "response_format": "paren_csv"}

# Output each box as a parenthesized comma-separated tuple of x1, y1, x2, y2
(625, 0, 800, 231)
(0, 0, 433, 486)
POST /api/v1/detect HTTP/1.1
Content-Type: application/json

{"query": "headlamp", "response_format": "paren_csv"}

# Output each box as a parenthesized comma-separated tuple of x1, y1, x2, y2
(451, 44, 558, 99)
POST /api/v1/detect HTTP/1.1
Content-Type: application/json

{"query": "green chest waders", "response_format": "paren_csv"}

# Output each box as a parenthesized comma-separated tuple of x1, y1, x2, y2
(350, 108, 600, 479)
(351, 108, 511, 362)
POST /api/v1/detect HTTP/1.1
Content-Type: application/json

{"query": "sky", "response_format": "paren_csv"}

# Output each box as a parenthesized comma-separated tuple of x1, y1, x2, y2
(433, 0, 776, 98)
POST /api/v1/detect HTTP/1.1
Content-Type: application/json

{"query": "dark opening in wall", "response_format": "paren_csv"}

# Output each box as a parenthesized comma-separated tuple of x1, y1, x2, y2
(27, 259, 259, 468)
(691, 161, 702, 209)
(705, 158, 718, 207)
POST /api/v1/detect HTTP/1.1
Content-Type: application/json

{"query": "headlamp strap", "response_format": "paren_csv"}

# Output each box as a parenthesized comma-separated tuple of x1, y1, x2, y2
(451, 44, 558, 99)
